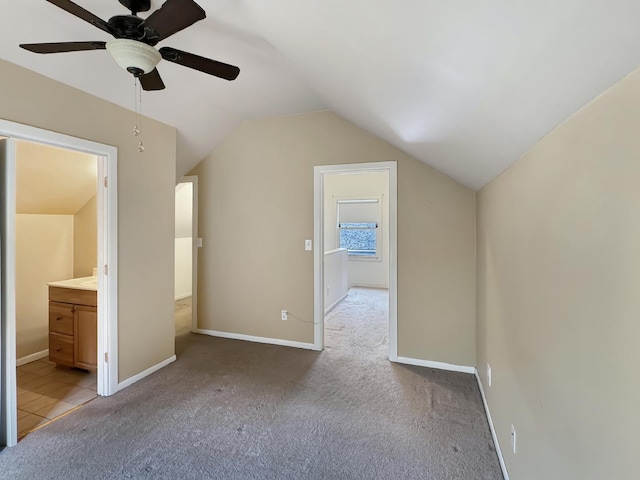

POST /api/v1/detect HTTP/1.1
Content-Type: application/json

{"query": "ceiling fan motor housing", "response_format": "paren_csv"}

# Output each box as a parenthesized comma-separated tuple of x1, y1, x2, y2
(106, 39, 161, 75)
(119, 0, 151, 14)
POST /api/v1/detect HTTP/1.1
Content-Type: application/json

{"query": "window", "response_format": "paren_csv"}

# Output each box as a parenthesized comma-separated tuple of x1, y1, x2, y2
(337, 199, 380, 258)
(339, 222, 377, 256)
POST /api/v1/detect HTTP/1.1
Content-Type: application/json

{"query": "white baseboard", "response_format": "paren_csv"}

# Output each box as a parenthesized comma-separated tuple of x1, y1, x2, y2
(17, 349, 49, 366)
(475, 369, 509, 480)
(349, 283, 389, 290)
(194, 329, 317, 351)
(394, 356, 475, 374)
(324, 293, 348, 315)
(175, 293, 192, 301)
(116, 355, 176, 391)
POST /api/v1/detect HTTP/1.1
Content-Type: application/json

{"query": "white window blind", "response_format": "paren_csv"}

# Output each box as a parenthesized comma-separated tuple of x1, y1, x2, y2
(337, 199, 379, 224)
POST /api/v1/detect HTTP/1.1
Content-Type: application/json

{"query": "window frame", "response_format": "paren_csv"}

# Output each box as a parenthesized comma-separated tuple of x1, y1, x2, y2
(336, 198, 382, 262)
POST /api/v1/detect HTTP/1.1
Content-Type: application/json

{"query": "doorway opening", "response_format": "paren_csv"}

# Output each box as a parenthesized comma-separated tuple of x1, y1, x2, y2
(174, 176, 198, 338)
(313, 162, 398, 359)
(14, 141, 98, 439)
(1, 121, 118, 448)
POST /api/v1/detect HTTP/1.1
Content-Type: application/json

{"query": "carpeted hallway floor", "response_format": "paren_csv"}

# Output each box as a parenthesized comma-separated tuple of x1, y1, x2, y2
(0, 288, 502, 479)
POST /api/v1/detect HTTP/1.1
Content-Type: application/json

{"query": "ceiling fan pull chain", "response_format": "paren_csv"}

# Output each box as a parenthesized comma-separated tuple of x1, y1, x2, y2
(132, 77, 145, 153)
(132, 77, 141, 137)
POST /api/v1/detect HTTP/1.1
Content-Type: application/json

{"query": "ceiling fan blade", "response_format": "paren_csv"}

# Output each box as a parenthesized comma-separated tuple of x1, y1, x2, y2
(142, 0, 206, 42)
(139, 68, 166, 91)
(20, 41, 106, 54)
(159, 47, 240, 81)
(46, 0, 114, 36)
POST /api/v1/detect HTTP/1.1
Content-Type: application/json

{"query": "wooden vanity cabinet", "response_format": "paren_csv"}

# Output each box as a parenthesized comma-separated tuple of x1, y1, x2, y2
(49, 287, 97, 371)
(49, 302, 75, 366)
(74, 305, 98, 370)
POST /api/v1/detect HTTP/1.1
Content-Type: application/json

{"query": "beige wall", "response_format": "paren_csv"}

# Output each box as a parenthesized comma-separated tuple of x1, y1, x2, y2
(175, 238, 192, 300)
(476, 70, 640, 478)
(324, 172, 389, 289)
(0, 59, 177, 382)
(74, 195, 97, 278)
(192, 111, 476, 365)
(15, 215, 74, 359)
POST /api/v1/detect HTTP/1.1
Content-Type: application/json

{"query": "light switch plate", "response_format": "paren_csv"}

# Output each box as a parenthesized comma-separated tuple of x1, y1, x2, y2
(305, 239, 312, 251)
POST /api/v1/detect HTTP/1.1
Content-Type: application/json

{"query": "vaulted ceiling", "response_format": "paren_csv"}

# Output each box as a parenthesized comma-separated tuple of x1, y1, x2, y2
(16, 140, 97, 215)
(1, 1, 639, 189)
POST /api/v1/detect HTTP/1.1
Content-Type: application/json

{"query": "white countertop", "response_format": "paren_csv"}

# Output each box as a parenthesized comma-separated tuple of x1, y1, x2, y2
(47, 276, 97, 291)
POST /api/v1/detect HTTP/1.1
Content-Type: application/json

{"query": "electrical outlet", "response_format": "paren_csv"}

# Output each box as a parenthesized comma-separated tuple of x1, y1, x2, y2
(511, 424, 516, 454)
(487, 363, 492, 387)
(281, 310, 288, 321)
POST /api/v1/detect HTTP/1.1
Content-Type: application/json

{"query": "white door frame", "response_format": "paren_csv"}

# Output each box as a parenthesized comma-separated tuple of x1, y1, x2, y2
(177, 175, 199, 332)
(0, 119, 118, 447)
(313, 161, 398, 360)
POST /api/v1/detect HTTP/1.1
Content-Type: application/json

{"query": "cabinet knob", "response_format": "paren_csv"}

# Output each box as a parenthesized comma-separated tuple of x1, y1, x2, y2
(56, 348, 62, 352)
(56, 317, 63, 321)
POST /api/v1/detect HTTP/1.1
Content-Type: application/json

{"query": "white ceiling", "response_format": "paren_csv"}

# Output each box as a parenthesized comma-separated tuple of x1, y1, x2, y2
(1, 1, 639, 189)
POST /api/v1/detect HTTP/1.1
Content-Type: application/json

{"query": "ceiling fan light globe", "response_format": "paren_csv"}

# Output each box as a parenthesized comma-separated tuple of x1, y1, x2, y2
(106, 39, 161, 74)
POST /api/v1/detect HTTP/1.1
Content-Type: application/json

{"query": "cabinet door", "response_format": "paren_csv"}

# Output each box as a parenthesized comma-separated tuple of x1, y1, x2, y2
(49, 333, 74, 367)
(74, 305, 97, 371)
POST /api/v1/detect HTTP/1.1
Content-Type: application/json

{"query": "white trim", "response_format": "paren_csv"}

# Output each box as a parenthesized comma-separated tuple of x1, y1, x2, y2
(96, 147, 119, 398)
(177, 175, 198, 333)
(394, 356, 476, 374)
(16, 349, 49, 367)
(324, 248, 347, 255)
(194, 329, 317, 350)
(336, 195, 382, 262)
(1, 138, 18, 447)
(313, 168, 324, 352)
(324, 293, 348, 315)
(175, 293, 192, 301)
(388, 164, 398, 361)
(313, 161, 398, 359)
(0, 119, 119, 447)
(336, 198, 379, 204)
(116, 355, 176, 391)
(349, 283, 389, 289)
(475, 369, 510, 480)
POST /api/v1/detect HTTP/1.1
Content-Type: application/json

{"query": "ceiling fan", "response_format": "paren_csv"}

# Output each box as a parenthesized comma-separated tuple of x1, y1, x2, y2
(19, 0, 240, 91)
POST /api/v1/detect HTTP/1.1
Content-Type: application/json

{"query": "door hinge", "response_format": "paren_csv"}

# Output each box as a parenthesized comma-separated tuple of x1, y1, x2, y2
(104, 352, 109, 363)
(104, 264, 108, 275)
(104, 176, 108, 187)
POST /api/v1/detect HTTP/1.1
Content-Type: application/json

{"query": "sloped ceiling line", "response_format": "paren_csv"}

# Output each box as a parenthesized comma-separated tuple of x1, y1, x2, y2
(2, 1, 640, 189)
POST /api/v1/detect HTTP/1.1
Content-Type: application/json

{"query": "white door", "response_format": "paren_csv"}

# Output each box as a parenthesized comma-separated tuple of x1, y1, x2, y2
(0, 138, 18, 447)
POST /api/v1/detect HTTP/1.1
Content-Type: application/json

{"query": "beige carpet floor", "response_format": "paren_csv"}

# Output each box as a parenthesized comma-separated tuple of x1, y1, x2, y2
(0, 287, 503, 479)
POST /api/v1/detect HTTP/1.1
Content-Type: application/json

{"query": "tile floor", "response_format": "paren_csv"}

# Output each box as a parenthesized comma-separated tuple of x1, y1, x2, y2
(16, 299, 186, 439)
(17, 358, 96, 438)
